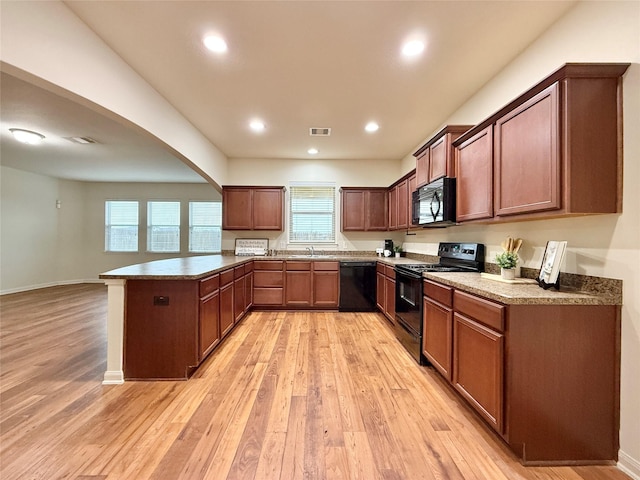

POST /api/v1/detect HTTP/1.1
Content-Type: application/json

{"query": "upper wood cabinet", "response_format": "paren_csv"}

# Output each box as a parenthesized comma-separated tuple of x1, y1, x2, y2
(387, 170, 414, 231)
(340, 187, 388, 231)
(453, 63, 629, 224)
(222, 186, 285, 230)
(455, 125, 494, 222)
(414, 125, 473, 187)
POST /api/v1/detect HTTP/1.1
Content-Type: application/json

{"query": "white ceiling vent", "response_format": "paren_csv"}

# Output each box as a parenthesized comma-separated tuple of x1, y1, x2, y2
(65, 136, 98, 144)
(309, 127, 331, 136)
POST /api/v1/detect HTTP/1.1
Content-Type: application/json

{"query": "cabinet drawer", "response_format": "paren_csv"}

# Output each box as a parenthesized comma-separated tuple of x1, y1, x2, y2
(244, 261, 254, 273)
(253, 271, 284, 288)
(384, 265, 396, 279)
(234, 265, 246, 279)
(199, 274, 219, 298)
(454, 290, 505, 332)
(220, 269, 235, 287)
(253, 287, 283, 305)
(286, 261, 311, 271)
(314, 261, 339, 271)
(254, 261, 284, 271)
(377, 263, 385, 274)
(424, 280, 452, 308)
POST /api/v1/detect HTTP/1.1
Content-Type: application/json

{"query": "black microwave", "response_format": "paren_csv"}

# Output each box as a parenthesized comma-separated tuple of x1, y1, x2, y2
(412, 177, 456, 227)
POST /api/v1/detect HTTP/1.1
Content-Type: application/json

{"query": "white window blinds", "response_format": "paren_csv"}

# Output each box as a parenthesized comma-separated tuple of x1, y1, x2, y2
(147, 201, 180, 252)
(189, 201, 222, 253)
(289, 184, 336, 243)
(105, 201, 139, 252)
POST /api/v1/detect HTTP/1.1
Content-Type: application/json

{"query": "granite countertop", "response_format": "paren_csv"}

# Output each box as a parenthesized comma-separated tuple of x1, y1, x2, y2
(99, 254, 621, 306)
(422, 271, 622, 306)
(98, 254, 418, 280)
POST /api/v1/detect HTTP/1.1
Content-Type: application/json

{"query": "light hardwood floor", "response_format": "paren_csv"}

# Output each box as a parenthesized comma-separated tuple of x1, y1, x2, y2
(0, 284, 631, 480)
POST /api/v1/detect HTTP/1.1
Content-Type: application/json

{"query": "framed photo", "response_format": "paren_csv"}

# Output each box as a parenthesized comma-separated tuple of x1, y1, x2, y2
(234, 238, 269, 256)
(537, 241, 567, 289)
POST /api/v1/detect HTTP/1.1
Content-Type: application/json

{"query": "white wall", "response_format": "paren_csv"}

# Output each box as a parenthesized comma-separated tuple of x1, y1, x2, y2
(399, 1, 640, 475)
(0, 165, 221, 293)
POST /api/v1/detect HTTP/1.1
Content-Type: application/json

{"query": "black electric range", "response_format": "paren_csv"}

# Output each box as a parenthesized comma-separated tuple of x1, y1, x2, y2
(394, 242, 484, 364)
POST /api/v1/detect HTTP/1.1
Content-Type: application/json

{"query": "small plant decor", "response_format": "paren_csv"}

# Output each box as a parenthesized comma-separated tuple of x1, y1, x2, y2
(495, 251, 519, 269)
(394, 245, 403, 257)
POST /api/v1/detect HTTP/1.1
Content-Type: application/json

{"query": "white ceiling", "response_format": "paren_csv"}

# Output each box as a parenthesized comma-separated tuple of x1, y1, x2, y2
(1, 1, 577, 183)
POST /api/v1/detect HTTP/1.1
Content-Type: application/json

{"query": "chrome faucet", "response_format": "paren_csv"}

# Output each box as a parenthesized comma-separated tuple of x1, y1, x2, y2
(306, 246, 315, 257)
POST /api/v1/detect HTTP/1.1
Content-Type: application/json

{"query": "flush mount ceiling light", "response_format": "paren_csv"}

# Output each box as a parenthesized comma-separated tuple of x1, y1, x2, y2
(249, 119, 266, 132)
(307, 148, 319, 155)
(401, 39, 425, 57)
(9, 128, 45, 145)
(365, 122, 380, 133)
(203, 34, 228, 53)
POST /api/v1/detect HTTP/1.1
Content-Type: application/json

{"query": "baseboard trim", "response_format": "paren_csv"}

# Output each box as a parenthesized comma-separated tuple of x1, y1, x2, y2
(102, 370, 125, 385)
(619, 449, 640, 480)
(0, 279, 104, 296)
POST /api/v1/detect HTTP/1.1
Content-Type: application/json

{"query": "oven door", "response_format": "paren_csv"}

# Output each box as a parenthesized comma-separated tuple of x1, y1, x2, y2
(394, 269, 422, 336)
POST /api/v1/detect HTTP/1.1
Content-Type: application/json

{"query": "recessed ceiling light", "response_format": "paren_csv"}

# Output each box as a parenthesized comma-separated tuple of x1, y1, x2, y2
(9, 128, 45, 145)
(365, 122, 379, 133)
(249, 120, 266, 132)
(401, 40, 425, 57)
(203, 34, 228, 53)
(308, 148, 319, 155)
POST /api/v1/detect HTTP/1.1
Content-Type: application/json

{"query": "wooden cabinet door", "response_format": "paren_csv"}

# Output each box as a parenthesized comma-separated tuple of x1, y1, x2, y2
(253, 188, 284, 230)
(455, 125, 494, 222)
(366, 189, 388, 231)
(222, 188, 252, 230)
(453, 312, 504, 433)
(219, 282, 234, 338)
(408, 173, 417, 227)
(313, 271, 339, 307)
(285, 270, 312, 307)
(396, 179, 408, 229)
(388, 185, 398, 230)
(416, 150, 429, 187)
(495, 83, 560, 216)
(429, 136, 448, 181)
(199, 290, 220, 361)
(423, 297, 453, 381)
(376, 271, 386, 312)
(244, 271, 253, 311)
(384, 276, 396, 322)
(341, 189, 365, 231)
(233, 276, 245, 322)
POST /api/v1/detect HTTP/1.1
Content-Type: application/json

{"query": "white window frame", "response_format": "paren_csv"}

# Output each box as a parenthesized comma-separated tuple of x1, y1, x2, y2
(105, 200, 139, 252)
(189, 201, 222, 253)
(288, 182, 336, 245)
(147, 201, 181, 253)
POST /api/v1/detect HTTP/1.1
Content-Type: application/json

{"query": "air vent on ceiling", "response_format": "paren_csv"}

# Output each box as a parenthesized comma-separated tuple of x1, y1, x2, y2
(65, 136, 98, 144)
(309, 127, 331, 136)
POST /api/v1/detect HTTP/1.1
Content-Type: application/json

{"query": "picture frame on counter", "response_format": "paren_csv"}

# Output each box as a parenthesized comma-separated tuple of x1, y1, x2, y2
(537, 240, 567, 290)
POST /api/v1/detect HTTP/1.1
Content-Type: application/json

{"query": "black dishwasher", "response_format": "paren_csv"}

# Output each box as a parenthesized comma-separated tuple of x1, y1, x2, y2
(339, 261, 377, 312)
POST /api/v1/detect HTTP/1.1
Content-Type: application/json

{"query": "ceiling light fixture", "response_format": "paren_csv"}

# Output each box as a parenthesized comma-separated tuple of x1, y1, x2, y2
(249, 120, 266, 132)
(9, 128, 45, 145)
(401, 40, 425, 57)
(307, 148, 319, 155)
(203, 34, 228, 53)
(365, 122, 380, 133)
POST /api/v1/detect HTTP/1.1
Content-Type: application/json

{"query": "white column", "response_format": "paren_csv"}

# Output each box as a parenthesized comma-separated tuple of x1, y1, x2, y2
(102, 279, 126, 384)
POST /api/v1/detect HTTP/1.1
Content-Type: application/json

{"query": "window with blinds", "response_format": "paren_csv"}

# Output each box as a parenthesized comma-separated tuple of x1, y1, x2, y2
(289, 184, 336, 243)
(147, 201, 180, 252)
(105, 201, 139, 252)
(189, 201, 222, 253)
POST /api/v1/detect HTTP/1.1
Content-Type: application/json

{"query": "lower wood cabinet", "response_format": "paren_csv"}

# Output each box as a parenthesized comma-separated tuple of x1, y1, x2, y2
(376, 263, 395, 323)
(199, 274, 220, 361)
(253, 261, 284, 306)
(313, 262, 339, 307)
(219, 269, 235, 337)
(422, 280, 453, 380)
(285, 261, 312, 307)
(422, 280, 620, 464)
